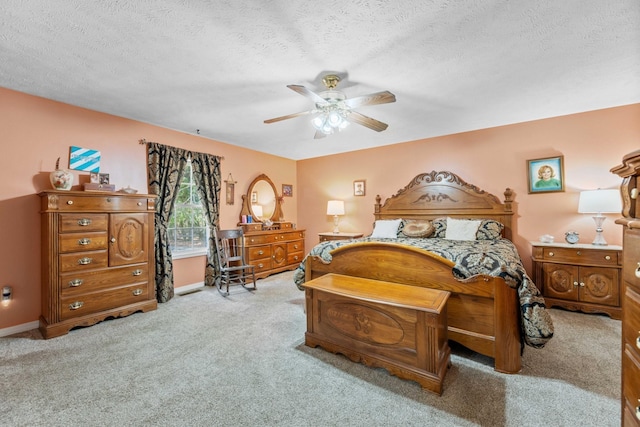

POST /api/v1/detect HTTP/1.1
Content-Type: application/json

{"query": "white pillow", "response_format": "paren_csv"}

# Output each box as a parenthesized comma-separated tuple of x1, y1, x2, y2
(370, 219, 403, 239)
(445, 217, 481, 241)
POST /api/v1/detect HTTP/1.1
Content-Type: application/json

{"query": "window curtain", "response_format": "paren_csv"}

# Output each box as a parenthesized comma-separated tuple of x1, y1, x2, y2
(147, 142, 189, 303)
(190, 152, 222, 287)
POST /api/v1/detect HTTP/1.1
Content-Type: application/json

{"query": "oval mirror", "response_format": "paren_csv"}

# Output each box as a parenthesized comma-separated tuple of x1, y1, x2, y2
(239, 174, 283, 224)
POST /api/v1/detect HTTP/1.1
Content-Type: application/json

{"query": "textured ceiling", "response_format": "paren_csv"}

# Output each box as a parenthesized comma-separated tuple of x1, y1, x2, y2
(1, 1, 639, 160)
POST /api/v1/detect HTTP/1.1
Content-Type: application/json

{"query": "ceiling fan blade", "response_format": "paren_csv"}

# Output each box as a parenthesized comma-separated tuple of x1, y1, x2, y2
(287, 84, 327, 104)
(313, 130, 327, 139)
(264, 110, 313, 124)
(344, 91, 396, 109)
(346, 111, 389, 132)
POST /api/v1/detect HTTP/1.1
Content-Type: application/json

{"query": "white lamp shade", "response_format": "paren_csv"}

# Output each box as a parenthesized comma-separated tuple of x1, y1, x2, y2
(578, 189, 622, 214)
(252, 204, 263, 219)
(326, 200, 345, 216)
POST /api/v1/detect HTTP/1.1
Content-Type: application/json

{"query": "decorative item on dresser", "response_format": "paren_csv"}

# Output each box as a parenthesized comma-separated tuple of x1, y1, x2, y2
(326, 200, 345, 233)
(531, 241, 622, 319)
(578, 188, 623, 245)
(611, 149, 640, 426)
(39, 190, 157, 339)
(237, 173, 304, 279)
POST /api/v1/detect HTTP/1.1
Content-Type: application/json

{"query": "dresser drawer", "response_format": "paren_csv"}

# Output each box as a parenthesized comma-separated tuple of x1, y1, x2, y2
(59, 283, 151, 320)
(60, 214, 108, 232)
(624, 229, 640, 291)
(245, 234, 270, 245)
(55, 194, 152, 212)
(250, 259, 272, 273)
(541, 247, 619, 266)
(60, 264, 149, 296)
(60, 250, 109, 272)
(288, 251, 303, 265)
(287, 240, 304, 253)
(624, 287, 640, 353)
(623, 347, 640, 426)
(59, 232, 108, 253)
(248, 245, 271, 260)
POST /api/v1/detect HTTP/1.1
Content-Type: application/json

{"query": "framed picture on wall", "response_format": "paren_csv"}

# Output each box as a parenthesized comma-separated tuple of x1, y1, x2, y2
(527, 156, 565, 194)
(282, 184, 293, 197)
(353, 180, 366, 196)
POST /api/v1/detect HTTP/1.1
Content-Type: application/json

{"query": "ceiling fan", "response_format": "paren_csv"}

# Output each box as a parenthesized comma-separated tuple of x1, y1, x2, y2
(264, 74, 396, 139)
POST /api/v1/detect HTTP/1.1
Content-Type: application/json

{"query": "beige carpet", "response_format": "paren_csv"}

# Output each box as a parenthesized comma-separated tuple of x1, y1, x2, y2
(1, 271, 620, 426)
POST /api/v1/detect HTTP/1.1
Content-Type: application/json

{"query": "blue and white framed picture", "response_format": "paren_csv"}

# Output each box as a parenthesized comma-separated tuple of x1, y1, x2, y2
(527, 155, 564, 194)
(69, 146, 101, 172)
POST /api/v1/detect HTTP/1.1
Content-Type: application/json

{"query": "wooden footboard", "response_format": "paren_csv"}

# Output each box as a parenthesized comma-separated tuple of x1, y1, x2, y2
(305, 242, 522, 374)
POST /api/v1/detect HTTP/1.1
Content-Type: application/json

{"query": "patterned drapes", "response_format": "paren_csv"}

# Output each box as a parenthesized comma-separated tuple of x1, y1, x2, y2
(147, 143, 188, 303)
(190, 152, 222, 287)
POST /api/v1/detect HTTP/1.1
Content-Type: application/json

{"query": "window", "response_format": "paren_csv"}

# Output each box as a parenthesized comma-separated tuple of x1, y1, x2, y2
(168, 160, 208, 258)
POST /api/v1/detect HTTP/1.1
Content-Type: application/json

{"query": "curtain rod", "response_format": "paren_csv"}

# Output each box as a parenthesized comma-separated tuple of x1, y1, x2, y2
(138, 138, 224, 160)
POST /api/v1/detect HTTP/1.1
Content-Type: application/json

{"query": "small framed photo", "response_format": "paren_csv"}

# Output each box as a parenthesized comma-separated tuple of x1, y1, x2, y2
(90, 172, 100, 183)
(99, 173, 110, 185)
(353, 180, 366, 196)
(527, 156, 565, 194)
(282, 184, 293, 197)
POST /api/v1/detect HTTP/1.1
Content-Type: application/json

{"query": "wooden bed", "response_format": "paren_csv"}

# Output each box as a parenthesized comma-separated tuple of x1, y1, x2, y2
(303, 171, 522, 374)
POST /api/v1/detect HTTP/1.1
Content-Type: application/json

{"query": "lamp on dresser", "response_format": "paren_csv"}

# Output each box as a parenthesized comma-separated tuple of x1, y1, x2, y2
(327, 200, 345, 234)
(578, 188, 622, 245)
(252, 204, 263, 221)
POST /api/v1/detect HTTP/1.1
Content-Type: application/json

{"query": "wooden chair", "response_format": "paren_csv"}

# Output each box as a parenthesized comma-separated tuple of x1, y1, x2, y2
(213, 228, 257, 296)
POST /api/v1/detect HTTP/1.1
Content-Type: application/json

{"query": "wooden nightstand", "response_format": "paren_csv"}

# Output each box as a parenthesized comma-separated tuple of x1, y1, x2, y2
(318, 232, 364, 243)
(531, 241, 622, 319)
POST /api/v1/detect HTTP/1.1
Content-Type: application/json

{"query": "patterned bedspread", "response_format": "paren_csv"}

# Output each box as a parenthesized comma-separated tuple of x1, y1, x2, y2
(293, 237, 554, 349)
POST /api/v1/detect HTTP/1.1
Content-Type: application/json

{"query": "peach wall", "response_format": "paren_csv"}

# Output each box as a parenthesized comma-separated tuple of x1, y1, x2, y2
(0, 87, 297, 330)
(297, 104, 640, 274)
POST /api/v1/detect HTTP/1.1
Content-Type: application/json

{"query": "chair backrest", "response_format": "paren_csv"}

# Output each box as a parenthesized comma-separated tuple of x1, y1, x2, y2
(214, 228, 246, 268)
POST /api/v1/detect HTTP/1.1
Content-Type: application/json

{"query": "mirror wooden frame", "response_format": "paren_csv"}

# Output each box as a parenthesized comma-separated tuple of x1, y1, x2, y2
(239, 173, 284, 223)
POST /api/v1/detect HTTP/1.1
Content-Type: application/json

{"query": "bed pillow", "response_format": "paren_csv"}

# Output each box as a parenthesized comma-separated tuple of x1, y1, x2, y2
(445, 217, 482, 241)
(476, 219, 504, 240)
(400, 220, 435, 238)
(432, 217, 447, 238)
(370, 219, 403, 239)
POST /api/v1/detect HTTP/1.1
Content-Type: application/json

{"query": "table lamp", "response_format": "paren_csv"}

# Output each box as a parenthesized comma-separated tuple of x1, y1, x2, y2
(326, 200, 345, 233)
(252, 204, 263, 221)
(577, 189, 622, 245)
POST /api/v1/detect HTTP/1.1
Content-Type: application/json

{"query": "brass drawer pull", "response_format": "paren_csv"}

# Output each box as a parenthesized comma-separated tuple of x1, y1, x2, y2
(258, 250, 264, 255)
(573, 281, 579, 287)
(636, 263, 640, 278)
(548, 252, 554, 257)
(258, 263, 264, 268)
(78, 238, 91, 246)
(132, 289, 143, 296)
(576, 251, 581, 256)
(604, 255, 611, 261)
(67, 200, 74, 205)
(69, 301, 84, 310)
(68, 279, 83, 287)
(293, 255, 299, 261)
(636, 335, 640, 350)
(106, 198, 112, 203)
(293, 244, 299, 249)
(77, 218, 91, 226)
(137, 202, 142, 206)
(636, 401, 640, 420)
(579, 282, 585, 287)
(78, 257, 92, 265)
(132, 269, 143, 276)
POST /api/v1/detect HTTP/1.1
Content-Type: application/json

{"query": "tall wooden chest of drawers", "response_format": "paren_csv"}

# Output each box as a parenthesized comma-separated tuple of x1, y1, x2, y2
(612, 150, 640, 426)
(39, 190, 157, 339)
(243, 228, 305, 279)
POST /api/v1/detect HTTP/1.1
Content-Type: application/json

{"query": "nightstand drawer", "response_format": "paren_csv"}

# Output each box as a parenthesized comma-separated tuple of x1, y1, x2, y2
(541, 247, 620, 266)
(624, 229, 640, 290)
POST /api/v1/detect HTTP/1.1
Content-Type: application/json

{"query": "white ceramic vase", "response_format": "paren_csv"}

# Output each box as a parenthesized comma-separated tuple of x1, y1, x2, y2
(50, 157, 74, 190)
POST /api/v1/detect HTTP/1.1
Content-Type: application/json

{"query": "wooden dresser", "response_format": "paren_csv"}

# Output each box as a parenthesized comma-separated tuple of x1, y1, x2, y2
(611, 149, 640, 426)
(40, 190, 157, 339)
(240, 222, 305, 279)
(531, 242, 622, 319)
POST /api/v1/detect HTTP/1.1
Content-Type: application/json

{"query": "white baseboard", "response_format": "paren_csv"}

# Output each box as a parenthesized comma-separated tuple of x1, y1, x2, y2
(0, 320, 39, 338)
(175, 281, 206, 295)
(1, 283, 204, 337)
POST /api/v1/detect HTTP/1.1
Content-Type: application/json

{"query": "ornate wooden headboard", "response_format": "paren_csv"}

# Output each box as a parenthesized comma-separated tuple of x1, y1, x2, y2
(374, 171, 515, 240)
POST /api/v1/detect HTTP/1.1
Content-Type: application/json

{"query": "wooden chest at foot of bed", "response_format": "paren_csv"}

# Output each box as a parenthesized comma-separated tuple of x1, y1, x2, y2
(304, 273, 451, 395)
